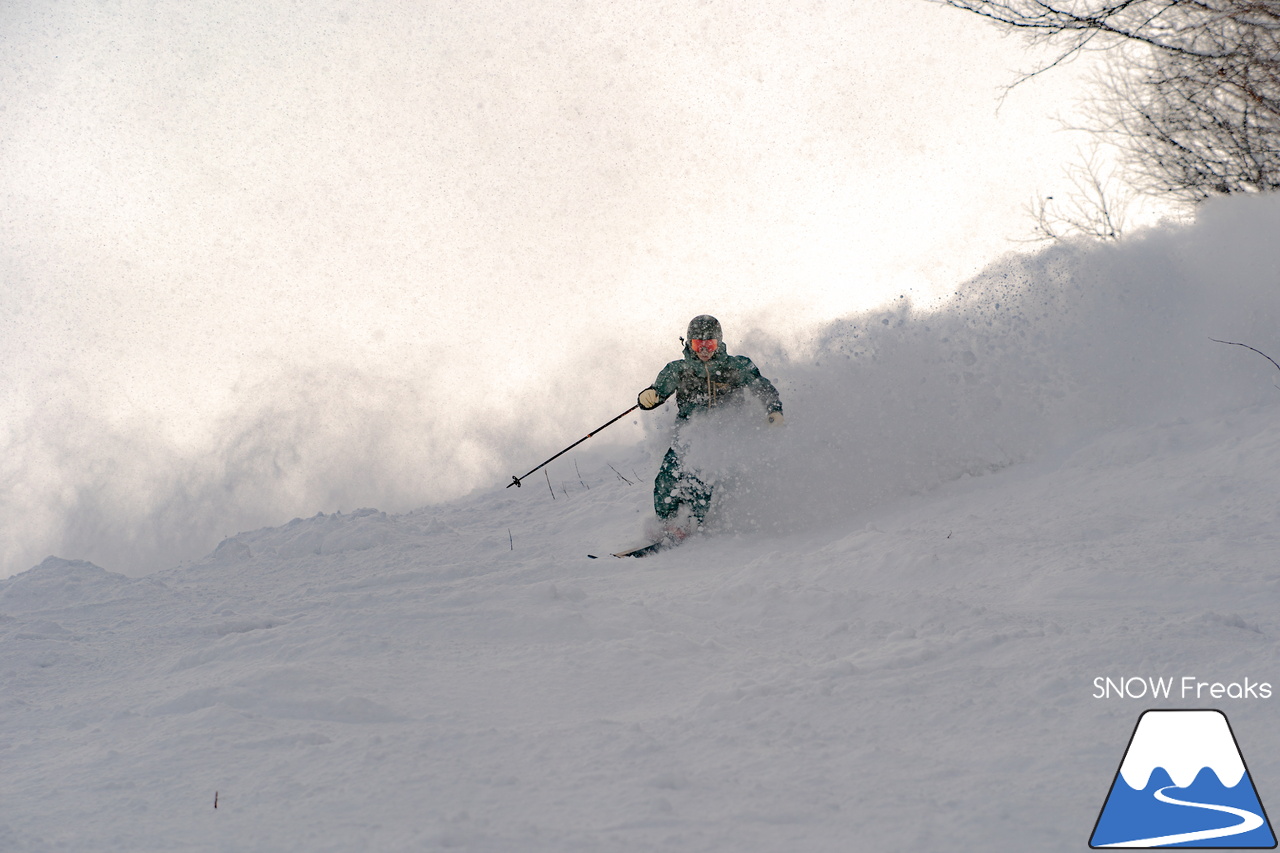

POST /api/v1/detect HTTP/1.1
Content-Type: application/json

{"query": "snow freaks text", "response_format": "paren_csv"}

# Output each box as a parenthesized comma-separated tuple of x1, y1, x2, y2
(1093, 676, 1273, 700)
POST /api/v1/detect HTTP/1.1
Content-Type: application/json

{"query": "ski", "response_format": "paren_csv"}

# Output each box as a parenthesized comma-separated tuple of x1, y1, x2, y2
(588, 535, 689, 559)
(587, 541, 663, 559)
(610, 540, 668, 558)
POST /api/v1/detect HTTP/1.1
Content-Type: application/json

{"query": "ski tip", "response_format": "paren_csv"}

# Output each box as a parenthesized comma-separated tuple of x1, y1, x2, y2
(612, 540, 667, 558)
(591, 539, 675, 560)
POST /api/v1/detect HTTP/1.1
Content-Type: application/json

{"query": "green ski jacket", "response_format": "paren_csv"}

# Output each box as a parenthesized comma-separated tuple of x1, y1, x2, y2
(641, 343, 782, 421)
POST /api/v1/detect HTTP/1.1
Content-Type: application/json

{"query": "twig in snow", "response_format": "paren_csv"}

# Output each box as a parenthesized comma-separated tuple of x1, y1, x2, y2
(1211, 338, 1280, 375)
(214, 792, 219, 809)
(509, 529, 513, 551)
(545, 469, 556, 499)
(1208, 338, 1280, 389)
(608, 464, 633, 485)
(575, 459, 590, 490)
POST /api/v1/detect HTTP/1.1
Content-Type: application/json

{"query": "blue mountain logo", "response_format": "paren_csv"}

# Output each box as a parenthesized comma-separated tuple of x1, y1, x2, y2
(1091, 710, 1276, 848)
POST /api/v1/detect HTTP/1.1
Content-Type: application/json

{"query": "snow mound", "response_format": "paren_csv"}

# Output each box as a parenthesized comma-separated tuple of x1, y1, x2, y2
(712, 195, 1280, 535)
(204, 508, 410, 562)
(0, 557, 167, 613)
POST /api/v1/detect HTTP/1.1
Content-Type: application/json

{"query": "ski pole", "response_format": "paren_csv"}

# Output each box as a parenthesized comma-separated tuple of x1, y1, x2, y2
(507, 404, 640, 488)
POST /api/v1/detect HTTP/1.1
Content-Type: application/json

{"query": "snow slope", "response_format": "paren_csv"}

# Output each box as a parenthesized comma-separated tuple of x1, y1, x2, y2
(4, 197, 1280, 851)
(4, 401, 1280, 852)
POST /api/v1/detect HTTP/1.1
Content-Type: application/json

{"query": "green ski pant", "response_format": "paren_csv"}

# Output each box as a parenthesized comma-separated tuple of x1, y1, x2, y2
(653, 447, 712, 522)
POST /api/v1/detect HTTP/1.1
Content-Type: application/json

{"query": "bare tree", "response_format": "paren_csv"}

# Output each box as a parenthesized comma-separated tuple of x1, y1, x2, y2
(1027, 145, 1134, 241)
(941, 1, 1280, 204)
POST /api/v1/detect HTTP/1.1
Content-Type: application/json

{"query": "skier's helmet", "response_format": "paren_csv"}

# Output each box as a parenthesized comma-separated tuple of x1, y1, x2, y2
(686, 314, 722, 342)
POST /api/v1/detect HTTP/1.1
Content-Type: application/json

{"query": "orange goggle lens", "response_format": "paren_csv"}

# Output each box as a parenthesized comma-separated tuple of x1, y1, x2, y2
(691, 338, 718, 354)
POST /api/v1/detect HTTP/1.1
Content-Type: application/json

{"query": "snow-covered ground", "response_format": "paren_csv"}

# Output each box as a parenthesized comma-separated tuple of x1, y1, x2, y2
(4, 197, 1280, 851)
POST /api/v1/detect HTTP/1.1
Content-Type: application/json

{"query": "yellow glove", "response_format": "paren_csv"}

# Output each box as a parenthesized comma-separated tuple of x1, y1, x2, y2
(768, 411, 784, 426)
(638, 388, 662, 410)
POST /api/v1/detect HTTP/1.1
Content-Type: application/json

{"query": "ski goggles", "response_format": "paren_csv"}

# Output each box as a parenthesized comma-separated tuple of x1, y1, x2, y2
(690, 338, 718, 354)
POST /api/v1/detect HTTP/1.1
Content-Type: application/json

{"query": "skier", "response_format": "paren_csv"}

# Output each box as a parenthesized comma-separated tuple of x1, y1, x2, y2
(636, 314, 783, 541)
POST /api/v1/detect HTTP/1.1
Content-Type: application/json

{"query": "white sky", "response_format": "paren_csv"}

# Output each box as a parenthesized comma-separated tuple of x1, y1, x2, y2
(0, 0, 1158, 573)
(1, 1, 1108, 393)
